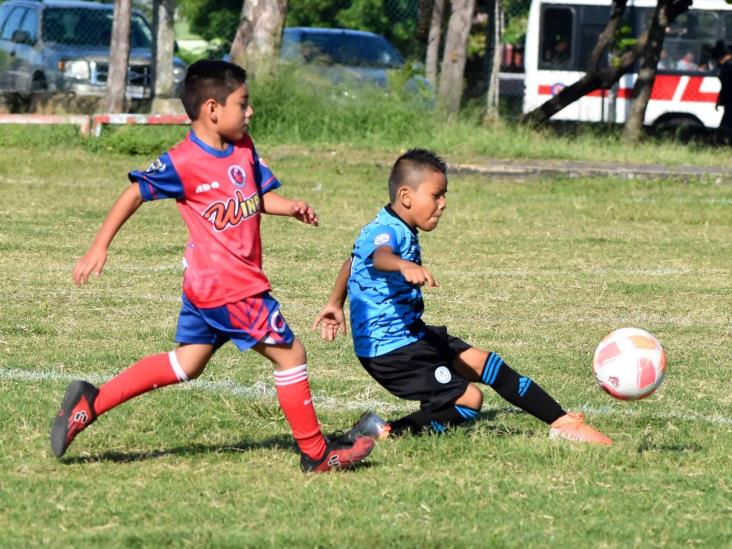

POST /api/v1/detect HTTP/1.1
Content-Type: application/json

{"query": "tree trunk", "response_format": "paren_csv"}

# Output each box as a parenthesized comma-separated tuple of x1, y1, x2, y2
(417, 0, 434, 44)
(622, 0, 680, 141)
(425, 0, 445, 89)
(483, 0, 502, 121)
(152, 0, 176, 98)
(105, 0, 132, 113)
(229, 0, 288, 79)
(438, 0, 476, 113)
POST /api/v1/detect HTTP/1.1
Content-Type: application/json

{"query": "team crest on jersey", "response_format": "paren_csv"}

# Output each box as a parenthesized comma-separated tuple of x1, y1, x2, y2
(228, 164, 247, 188)
(202, 189, 261, 231)
(146, 158, 166, 173)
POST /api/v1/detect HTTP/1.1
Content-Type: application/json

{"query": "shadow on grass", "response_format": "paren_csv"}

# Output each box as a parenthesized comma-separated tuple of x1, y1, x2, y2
(61, 434, 298, 464)
(61, 435, 378, 473)
(60, 408, 526, 464)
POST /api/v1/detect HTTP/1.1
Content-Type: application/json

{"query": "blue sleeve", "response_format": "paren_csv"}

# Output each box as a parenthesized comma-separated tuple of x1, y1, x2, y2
(127, 152, 184, 201)
(253, 147, 281, 194)
(356, 224, 399, 261)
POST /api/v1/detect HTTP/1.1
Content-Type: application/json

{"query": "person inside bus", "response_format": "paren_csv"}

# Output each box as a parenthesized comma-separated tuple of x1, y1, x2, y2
(711, 40, 732, 132)
(676, 52, 698, 71)
(543, 32, 571, 66)
(657, 49, 672, 70)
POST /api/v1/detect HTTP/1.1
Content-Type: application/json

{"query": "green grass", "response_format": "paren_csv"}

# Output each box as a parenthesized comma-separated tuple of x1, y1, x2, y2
(0, 138, 731, 547)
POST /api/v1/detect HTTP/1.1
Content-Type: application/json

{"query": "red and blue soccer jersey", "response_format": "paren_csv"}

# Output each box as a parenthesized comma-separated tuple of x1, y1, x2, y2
(129, 130, 281, 308)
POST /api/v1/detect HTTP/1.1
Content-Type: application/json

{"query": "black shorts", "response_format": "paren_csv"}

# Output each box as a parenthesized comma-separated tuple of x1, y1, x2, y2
(358, 325, 471, 412)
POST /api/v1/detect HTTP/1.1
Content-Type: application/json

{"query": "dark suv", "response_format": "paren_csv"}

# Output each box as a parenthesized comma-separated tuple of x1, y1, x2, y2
(0, 0, 186, 99)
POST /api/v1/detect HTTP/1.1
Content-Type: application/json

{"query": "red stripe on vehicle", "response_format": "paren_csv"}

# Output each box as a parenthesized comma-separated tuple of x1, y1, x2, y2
(681, 76, 718, 103)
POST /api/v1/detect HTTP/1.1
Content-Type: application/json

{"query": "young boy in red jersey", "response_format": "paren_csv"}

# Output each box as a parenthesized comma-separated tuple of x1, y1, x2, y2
(51, 60, 374, 472)
(313, 149, 612, 445)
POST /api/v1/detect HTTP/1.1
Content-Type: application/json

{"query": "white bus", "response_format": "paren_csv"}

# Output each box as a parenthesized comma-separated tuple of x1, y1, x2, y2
(523, 0, 732, 129)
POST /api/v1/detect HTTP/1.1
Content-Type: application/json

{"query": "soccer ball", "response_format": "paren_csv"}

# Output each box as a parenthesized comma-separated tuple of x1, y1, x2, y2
(592, 327, 666, 400)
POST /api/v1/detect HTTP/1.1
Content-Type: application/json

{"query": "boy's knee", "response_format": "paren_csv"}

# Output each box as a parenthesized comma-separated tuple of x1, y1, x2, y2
(456, 382, 483, 411)
(174, 344, 213, 380)
(264, 338, 308, 370)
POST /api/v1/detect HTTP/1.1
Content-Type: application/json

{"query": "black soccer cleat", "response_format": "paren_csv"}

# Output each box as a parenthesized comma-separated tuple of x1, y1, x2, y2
(329, 411, 391, 447)
(300, 434, 375, 473)
(50, 380, 99, 458)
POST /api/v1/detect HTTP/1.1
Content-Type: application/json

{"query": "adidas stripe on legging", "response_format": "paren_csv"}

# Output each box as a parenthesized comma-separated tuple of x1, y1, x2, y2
(480, 352, 564, 424)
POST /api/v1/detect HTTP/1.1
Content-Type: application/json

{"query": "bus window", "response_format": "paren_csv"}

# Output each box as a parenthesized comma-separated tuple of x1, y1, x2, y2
(642, 10, 720, 73)
(724, 14, 732, 45)
(540, 7, 574, 69)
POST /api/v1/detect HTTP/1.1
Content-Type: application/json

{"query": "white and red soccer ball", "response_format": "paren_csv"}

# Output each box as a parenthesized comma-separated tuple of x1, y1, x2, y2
(593, 327, 666, 400)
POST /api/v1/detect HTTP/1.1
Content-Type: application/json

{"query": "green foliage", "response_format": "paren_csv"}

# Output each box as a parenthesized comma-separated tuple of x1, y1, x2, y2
(503, 0, 532, 45)
(287, 0, 421, 59)
(177, 0, 240, 45)
(0, 48, 10, 71)
(247, 65, 434, 145)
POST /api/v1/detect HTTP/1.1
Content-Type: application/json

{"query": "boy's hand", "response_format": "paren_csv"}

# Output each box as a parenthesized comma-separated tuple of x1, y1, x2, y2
(311, 303, 347, 341)
(72, 245, 108, 286)
(290, 201, 319, 226)
(399, 263, 438, 287)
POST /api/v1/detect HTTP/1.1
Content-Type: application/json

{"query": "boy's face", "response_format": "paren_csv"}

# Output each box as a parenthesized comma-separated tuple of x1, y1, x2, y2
(216, 84, 253, 141)
(401, 170, 447, 232)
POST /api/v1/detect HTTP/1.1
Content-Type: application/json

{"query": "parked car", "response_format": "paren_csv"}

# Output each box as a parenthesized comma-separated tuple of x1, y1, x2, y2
(280, 27, 431, 97)
(0, 0, 186, 100)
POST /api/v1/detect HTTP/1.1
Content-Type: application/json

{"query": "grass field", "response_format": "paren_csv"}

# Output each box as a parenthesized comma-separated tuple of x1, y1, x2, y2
(0, 134, 730, 547)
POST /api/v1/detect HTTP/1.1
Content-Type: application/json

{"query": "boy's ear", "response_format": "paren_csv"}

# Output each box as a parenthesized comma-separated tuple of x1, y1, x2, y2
(397, 185, 411, 208)
(201, 98, 218, 122)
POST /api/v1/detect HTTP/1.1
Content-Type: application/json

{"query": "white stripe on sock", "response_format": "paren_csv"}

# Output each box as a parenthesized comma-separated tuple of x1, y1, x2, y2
(168, 351, 189, 382)
(274, 364, 308, 386)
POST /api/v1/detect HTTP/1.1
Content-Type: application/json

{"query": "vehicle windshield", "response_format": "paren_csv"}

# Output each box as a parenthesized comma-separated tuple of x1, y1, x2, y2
(290, 31, 404, 68)
(42, 8, 152, 48)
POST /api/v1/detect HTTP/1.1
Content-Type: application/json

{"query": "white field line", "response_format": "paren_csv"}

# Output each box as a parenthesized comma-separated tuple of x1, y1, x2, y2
(2, 367, 731, 426)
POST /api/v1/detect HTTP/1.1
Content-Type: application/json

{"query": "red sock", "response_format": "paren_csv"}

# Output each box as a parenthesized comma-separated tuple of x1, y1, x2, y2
(274, 364, 327, 460)
(94, 352, 188, 416)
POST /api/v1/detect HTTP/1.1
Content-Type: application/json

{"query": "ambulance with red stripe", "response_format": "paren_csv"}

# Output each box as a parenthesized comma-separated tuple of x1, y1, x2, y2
(523, 0, 732, 130)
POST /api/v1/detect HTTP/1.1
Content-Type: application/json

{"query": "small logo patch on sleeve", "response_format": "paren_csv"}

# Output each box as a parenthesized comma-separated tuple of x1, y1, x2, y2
(374, 233, 391, 246)
(146, 158, 166, 173)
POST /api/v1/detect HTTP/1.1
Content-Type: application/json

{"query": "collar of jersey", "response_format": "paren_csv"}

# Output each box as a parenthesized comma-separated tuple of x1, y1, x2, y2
(189, 130, 235, 158)
(384, 204, 418, 235)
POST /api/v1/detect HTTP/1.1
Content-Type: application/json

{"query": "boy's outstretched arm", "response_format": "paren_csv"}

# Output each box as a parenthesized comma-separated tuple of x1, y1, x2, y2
(72, 184, 143, 286)
(261, 191, 318, 226)
(312, 258, 351, 341)
(372, 246, 438, 287)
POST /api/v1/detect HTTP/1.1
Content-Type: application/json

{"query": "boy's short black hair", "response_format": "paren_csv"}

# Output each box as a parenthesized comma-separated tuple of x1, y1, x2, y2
(388, 148, 447, 202)
(180, 60, 248, 120)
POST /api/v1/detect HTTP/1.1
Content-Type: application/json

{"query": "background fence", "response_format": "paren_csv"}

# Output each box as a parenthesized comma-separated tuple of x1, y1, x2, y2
(0, 0, 529, 115)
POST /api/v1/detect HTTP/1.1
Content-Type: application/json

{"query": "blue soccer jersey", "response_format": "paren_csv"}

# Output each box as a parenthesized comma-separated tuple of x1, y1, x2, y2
(349, 205, 425, 357)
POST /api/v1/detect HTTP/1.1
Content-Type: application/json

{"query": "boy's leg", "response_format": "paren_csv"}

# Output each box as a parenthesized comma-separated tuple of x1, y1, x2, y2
(51, 344, 213, 457)
(389, 383, 483, 435)
(453, 347, 612, 445)
(254, 338, 374, 472)
(453, 347, 565, 424)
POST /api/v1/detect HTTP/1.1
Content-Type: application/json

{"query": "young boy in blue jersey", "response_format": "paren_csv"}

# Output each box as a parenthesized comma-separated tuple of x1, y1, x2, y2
(313, 149, 612, 444)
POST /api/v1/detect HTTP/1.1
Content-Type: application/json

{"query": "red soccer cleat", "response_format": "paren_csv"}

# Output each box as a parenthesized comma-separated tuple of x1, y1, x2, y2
(300, 434, 375, 473)
(50, 380, 99, 457)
